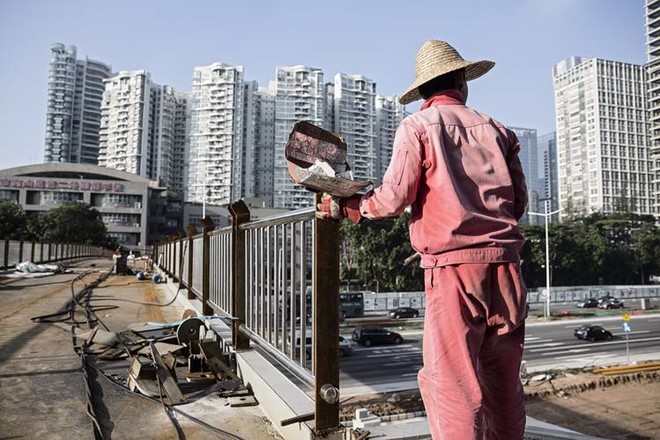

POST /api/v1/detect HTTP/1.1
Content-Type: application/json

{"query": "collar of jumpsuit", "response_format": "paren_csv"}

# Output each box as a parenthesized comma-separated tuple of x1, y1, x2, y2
(419, 89, 465, 109)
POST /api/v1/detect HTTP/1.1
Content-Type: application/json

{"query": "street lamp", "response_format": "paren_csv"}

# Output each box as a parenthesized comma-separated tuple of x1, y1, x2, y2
(201, 160, 210, 220)
(528, 199, 563, 318)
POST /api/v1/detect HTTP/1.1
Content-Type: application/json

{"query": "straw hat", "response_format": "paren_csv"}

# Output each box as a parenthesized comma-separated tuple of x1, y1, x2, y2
(399, 40, 495, 105)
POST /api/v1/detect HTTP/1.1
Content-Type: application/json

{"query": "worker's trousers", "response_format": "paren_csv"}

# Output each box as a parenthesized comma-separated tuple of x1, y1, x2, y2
(418, 262, 527, 440)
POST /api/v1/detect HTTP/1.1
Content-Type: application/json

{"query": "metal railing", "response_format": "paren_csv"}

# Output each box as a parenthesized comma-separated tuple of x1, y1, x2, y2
(154, 197, 341, 435)
(1, 239, 103, 270)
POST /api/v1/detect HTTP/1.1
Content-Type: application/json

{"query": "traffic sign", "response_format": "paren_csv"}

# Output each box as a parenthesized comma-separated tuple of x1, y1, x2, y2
(623, 322, 631, 332)
(623, 313, 630, 322)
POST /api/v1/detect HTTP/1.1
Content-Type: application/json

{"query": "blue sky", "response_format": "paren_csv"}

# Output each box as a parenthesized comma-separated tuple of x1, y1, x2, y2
(0, 0, 645, 169)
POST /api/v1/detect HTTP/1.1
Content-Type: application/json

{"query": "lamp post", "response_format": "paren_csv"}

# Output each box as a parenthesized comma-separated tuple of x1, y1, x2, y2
(202, 174, 206, 220)
(528, 199, 563, 318)
(201, 160, 209, 220)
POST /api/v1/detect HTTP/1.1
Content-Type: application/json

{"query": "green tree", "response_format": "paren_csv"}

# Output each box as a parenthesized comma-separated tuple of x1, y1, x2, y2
(37, 202, 109, 246)
(0, 200, 26, 239)
(551, 220, 607, 286)
(630, 222, 660, 284)
(519, 224, 545, 288)
(340, 212, 423, 292)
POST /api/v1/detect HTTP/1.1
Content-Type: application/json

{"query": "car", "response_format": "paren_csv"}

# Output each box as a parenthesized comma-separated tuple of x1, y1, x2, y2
(576, 298, 598, 308)
(303, 336, 352, 360)
(574, 324, 613, 341)
(352, 327, 404, 347)
(598, 298, 624, 309)
(388, 307, 420, 319)
(597, 295, 615, 306)
(339, 335, 352, 357)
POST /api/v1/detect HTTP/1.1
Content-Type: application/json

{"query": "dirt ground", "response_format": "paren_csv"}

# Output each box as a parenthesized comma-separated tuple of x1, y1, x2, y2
(339, 368, 660, 439)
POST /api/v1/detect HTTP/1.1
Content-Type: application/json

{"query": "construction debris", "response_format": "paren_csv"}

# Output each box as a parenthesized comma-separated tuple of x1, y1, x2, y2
(79, 316, 256, 408)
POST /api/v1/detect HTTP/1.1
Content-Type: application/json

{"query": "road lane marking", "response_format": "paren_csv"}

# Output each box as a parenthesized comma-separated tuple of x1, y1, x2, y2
(525, 342, 562, 348)
(541, 348, 591, 356)
(528, 335, 660, 352)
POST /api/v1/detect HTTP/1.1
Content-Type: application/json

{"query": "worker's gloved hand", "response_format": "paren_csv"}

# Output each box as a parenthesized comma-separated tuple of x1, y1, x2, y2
(316, 193, 342, 220)
(316, 193, 363, 224)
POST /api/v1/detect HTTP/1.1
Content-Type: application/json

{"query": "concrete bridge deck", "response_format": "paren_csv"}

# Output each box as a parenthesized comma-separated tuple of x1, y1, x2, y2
(0, 257, 604, 439)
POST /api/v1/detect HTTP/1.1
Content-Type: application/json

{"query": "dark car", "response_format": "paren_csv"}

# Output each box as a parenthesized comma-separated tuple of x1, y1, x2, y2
(388, 307, 419, 319)
(576, 298, 598, 308)
(598, 298, 624, 309)
(574, 324, 613, 341)
(352, 327, 403, 347)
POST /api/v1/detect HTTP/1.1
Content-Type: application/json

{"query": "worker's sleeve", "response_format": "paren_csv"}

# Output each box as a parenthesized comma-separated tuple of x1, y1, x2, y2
(358, 121, 423, 219)
(506, 129, 528, 221)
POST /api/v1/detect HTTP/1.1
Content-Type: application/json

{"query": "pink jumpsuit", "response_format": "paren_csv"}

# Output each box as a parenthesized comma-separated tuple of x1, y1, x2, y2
(352, 90, 528, 439)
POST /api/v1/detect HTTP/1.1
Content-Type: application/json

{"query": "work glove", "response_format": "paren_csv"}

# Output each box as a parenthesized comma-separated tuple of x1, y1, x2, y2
(316, 193, 363, 224)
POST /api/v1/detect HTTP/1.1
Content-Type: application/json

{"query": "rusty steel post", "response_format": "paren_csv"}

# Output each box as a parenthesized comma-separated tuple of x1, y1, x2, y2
(312, 193, 341, 435)
(201, 217, 215, 316)
(164, 237, 171, 277)
(229, 200, 250, 350)
(175, 231, 186, 283)
(152, 241, 158, 267)
(187, 225, 197, 300)
(3, 237, 8, 269)
(167, 236, 174, 279)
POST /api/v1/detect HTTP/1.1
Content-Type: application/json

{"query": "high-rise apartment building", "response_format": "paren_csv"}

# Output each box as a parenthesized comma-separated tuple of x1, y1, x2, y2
(242, 84, 276, 205)
(186, 63, 245, 206)
(645, 0, 660, 216)
(510, 127, 544, 224)
(538, 132, 560, 222)
(374, 96, 406, 183)
(553, 57, 652, 218)
(156, 86, 189, 197)
(44, 43, 112, 164)
(270, 66, 325, 208)
(98, 71, 188, 194)
(332, 74, 377, 181)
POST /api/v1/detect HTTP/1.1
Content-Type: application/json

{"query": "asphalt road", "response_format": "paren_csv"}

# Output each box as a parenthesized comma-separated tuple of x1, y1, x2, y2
(337, 311, 660, 395)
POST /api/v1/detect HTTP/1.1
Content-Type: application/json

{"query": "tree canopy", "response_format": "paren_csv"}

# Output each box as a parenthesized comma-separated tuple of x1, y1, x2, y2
(343, 211, 660, 291)
(340, 211, 423, 292)
(0, 200, 27, 239)
(1, 201, 115, 247)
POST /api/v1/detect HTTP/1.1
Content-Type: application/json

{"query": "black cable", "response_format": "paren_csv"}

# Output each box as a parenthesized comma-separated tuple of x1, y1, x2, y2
(79, 340, 105, 440)
(86, 240, 189, 308)
(31, 254, 247, 440)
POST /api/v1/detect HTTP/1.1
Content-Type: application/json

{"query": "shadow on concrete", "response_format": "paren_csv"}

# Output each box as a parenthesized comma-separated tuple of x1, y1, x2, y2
(526, 397, 653, 440)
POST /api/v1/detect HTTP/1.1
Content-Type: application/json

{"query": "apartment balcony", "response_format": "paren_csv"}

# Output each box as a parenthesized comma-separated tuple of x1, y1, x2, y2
(647, 0, 660, 18)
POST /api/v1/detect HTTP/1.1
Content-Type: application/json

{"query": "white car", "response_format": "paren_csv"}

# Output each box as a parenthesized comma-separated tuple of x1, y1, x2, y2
(339, 335, 352, 357)
(305, 335, 353, 360)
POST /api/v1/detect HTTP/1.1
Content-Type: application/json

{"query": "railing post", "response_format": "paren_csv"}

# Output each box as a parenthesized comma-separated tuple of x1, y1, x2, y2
(3, 237, 8, 269)
(312, 193, 341, 435)
(31, 241, 36, 262)
(174, 231, 185, 282)
(169, 237, 175, 276)
(229, 201, 250, 350)
(187, 225, 197, 300)
(18, 241, 24, 264)
(163, 237, 170, 276)
(152, 241, 159, 267)
(201, 217, 215, 316)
